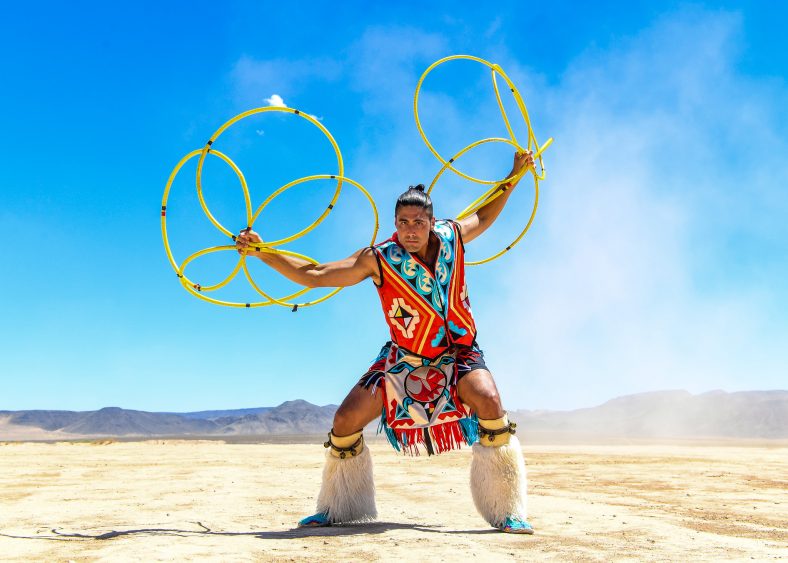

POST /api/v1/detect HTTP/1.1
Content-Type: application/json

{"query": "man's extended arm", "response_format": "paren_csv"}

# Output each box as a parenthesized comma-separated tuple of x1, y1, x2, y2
(236, 229, 380, 287)
(457, 150, 534, 244)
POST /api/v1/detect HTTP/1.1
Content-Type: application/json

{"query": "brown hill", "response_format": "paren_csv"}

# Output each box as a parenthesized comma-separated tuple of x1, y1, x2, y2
(216, 400, 338, 434)
(60, 407, 219, 436)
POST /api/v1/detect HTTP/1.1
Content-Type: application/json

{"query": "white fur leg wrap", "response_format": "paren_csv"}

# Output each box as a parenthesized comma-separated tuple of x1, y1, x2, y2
(470, 434, 528, 527)
(316, 445, 377, 523)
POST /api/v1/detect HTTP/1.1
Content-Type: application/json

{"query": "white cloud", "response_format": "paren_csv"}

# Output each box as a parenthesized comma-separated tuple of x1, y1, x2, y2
(231, 56, 341, 107)
(342, 26, 456, 201)
(484, 17, 503, 38)
(264, 94, 287, 107)
(348, 26, 449, 116)
(476, 9, 788, 410)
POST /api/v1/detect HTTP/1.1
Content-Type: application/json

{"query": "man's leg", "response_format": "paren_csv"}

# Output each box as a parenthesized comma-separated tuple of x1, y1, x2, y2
(299, 383, 383, 527)
(332, 383, 385, 436)
(458, 369, 533, 534)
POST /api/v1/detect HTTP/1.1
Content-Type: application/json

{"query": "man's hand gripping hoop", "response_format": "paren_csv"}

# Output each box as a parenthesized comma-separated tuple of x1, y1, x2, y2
(414, 55, 554, 265)
(161, 106, 379, 309)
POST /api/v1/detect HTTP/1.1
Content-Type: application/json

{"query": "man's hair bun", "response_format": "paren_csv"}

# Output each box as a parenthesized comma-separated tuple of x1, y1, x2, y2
(397, 184, 433, 217)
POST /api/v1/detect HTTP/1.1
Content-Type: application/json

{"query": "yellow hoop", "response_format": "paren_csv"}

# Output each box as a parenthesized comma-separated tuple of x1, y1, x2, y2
(195, 107, 344, 238)
(414, 55, 553, 264)
(162, 108, 379, 308)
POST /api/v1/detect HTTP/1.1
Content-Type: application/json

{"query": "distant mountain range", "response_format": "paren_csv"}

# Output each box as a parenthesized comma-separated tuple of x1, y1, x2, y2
(1, 391, 785, 441)
(511, 390, 788, 439)
(0, 400, 333, 440)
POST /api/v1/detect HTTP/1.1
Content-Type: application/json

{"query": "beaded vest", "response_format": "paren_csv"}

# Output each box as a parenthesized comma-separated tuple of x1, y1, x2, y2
(373, 220, 476, 359)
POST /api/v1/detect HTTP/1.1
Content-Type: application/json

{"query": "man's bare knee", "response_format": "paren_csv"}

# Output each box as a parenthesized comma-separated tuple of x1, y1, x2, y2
(333, 406, 362, 436)
(333, 385, 382, 436)
(458, 370, 505, 419)
(473, 389, 504, 418)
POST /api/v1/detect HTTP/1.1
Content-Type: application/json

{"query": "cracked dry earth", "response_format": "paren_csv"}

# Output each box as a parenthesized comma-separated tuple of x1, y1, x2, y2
(0, 440, 785, 561)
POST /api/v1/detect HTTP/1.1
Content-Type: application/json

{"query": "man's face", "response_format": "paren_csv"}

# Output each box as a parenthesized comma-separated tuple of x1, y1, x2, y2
(395, 205, 435, 255)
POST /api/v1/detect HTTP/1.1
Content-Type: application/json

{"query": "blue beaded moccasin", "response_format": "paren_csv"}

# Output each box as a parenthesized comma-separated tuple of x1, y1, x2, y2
(498, 516, 534, 534)
(297, 512, 331, 528)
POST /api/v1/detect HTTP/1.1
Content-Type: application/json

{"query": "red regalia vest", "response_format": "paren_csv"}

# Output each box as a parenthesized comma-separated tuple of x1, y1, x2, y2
(373, 219, 476, 359)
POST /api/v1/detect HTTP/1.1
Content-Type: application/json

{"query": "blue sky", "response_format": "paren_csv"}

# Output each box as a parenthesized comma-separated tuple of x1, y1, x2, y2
(1, 2, 786, 412)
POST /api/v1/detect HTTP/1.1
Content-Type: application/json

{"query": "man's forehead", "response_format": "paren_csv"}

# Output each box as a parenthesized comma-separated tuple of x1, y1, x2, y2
(395, 206, 431, 220)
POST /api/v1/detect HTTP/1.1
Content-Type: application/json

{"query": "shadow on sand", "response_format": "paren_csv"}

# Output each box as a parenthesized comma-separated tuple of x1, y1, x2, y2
(0, 521, 498, 542)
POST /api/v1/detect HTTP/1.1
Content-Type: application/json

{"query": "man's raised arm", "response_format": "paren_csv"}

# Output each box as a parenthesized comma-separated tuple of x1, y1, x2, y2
(236, 228, 380, 288)
(457, 150, 534, 244)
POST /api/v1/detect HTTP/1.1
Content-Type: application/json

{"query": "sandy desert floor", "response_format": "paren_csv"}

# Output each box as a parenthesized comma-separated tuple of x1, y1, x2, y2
(0, 439, 785, 562)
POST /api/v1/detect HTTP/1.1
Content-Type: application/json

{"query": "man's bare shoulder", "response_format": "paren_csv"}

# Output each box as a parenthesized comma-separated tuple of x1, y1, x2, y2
(356, 246, 382, 284)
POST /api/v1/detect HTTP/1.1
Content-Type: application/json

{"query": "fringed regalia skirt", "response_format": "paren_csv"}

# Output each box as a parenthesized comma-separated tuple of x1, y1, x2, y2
(359, 341, 486, 455)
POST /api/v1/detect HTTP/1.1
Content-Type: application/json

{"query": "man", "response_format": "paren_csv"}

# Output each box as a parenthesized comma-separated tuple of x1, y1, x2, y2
(236, 150, 535, 534)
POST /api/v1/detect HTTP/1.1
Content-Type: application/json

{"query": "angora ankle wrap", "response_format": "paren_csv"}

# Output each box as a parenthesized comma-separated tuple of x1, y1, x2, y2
(470, 434, 528, 527)
(316, 443, 377, 523)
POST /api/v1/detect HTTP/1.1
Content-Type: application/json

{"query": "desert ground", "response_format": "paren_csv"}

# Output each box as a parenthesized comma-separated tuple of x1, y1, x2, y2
(0, 438, 785, 562)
